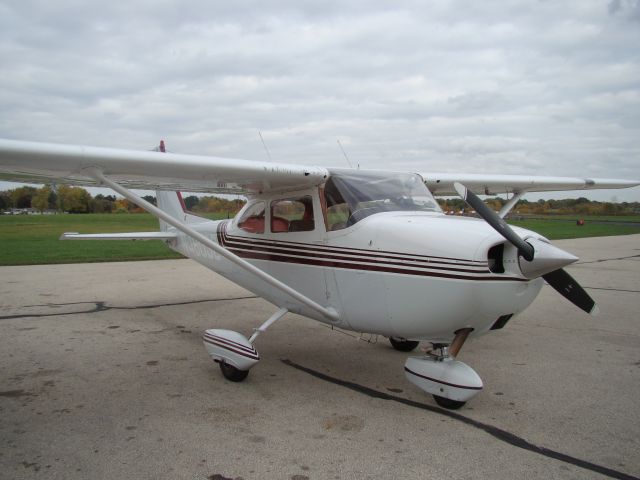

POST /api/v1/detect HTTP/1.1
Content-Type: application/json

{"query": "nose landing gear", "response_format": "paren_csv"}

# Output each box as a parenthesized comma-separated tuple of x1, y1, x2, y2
(404, 328, 482, 410)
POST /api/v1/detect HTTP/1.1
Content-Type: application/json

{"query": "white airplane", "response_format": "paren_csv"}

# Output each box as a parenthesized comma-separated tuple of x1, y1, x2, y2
(0, 138, 638, 409)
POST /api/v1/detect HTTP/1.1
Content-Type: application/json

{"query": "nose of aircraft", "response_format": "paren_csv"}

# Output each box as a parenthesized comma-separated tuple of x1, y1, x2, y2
(518, 238, 578, 279)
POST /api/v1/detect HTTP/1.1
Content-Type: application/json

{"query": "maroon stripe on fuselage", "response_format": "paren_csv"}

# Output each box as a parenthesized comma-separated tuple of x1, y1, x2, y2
(223, 230, 486, 266)
(227, 248, 524, 282)
(224, 244, 490, 274)
(216, 222, 525, 282)
(222, 236, 488, 271)
(220, 224, 485, 269)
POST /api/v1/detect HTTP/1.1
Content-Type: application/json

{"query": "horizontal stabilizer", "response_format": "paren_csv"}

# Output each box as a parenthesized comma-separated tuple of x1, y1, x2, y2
(60, 231, 177, 241)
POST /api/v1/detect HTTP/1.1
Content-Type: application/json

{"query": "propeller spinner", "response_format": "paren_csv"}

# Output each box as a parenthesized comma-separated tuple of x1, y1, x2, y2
(453, 182, 598, 316)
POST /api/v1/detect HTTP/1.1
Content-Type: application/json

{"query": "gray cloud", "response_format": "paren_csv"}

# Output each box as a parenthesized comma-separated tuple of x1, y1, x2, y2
(0, 0, 638, 201)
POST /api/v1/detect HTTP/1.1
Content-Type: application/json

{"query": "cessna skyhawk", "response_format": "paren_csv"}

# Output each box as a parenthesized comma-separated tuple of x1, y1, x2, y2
(0, 138, 637, 409)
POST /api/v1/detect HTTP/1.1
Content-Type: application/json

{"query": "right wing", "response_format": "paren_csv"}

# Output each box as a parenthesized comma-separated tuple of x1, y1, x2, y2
(423, 172, 639, 196)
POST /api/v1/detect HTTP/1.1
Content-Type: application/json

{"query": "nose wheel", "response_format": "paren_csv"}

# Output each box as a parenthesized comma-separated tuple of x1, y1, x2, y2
(433, 395, 466, 410)
(219, 361, 249, 382)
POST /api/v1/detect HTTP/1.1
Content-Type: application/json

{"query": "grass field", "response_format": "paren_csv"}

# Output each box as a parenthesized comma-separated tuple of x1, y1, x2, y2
(517, 214, 640, 223)
(508, 217, 639, 240)
(0, 213, 229, 266)
(0, 212, 638, 265)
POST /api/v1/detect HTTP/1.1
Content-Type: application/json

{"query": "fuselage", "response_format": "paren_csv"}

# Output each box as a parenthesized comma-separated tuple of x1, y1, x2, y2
(167, 177, 546, 343)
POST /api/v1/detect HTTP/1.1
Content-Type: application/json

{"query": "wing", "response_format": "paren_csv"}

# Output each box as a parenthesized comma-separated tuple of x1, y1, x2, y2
(60, 232, 177, 241)
(423, 173, 639, 196)
(1, 138, 637, 196)
(0, 139, 328, 194)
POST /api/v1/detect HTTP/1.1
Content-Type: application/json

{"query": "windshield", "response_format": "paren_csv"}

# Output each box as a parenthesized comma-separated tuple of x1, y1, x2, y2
(323, 170, 441, 230)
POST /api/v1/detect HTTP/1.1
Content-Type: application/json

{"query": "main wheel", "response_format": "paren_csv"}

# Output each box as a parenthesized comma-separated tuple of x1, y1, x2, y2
(433, 395, 466, 410)
(389, 337, 420, 352)
(219, 361, 249, 382)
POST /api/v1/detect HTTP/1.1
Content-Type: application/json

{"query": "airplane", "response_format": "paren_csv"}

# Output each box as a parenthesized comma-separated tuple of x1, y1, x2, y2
(0, 137, 638, 409)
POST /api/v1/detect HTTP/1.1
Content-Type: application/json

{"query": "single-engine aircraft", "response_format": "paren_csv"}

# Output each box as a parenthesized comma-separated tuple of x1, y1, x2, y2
(0, 138, 638, 409)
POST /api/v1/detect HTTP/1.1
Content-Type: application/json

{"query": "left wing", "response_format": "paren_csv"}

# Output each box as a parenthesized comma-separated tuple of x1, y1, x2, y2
(0, 139, 328, 194)
(423, 172, 639, 196)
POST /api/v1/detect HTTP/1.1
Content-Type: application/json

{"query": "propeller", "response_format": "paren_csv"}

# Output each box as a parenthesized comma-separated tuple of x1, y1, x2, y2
(453, 182, 598, 315)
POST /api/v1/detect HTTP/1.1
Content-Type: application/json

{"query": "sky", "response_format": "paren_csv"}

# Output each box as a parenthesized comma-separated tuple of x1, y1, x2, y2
(0, 0, 639, 201)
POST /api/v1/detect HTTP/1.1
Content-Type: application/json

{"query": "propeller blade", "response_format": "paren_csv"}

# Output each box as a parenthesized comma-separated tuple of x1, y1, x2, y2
(543, 268, 599, 316)
(453, 182, 535, 261)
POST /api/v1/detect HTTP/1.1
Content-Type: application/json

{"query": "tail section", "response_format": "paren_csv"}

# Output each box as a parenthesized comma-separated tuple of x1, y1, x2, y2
(155, 140, 210, 231)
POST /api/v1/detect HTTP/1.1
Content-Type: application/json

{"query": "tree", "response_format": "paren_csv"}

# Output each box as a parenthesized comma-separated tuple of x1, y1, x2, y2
(10, 186, 37, 208)
(57, 185, 91, 213)
(184, 195, 199, 210)
(0, 191, 11, 210)
(32, 186, 53, 213)
(91, 195, 114, 213)
(114, 198, 131, 213)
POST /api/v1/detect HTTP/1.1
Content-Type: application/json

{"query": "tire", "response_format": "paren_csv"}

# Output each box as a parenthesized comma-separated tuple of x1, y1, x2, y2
(219, 361, 249, 382)
(389, 337, 420, 352)
(433, 395, 466, 410)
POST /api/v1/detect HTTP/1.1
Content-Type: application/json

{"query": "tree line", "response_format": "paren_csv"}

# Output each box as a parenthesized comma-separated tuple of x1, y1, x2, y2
(437, 197, 640, 216)
(0, 185, 246, 215)
(1, 185, 638, 216)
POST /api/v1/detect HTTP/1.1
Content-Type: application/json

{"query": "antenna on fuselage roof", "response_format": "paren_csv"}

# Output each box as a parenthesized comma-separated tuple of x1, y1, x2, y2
(337, 139, 358, 169)
(258, 131, 273, 162)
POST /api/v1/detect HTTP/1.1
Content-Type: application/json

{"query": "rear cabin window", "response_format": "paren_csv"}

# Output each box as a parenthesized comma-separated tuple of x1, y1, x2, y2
(270, 196, 315, 233)
(237, 201, 265, 234)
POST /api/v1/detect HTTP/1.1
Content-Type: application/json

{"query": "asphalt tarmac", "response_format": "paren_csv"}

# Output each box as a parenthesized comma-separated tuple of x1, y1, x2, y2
(1, 234, 639, 480)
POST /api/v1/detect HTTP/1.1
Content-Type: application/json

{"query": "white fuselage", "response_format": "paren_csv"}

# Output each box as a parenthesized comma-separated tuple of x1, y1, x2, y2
(168, 204, 544, 343)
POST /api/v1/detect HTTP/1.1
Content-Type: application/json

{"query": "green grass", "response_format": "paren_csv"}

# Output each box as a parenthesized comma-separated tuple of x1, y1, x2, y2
(0, 212, 229, 266)
(517, 214, 640, 223)
(0, 212, 638, 265)
(508, 218, 640, 240)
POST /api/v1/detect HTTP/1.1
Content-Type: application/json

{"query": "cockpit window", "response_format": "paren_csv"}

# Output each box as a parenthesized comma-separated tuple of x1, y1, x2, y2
(270, 196, 315, 233)
(323, 171, 441, 230)
(237, 201, 265, 234)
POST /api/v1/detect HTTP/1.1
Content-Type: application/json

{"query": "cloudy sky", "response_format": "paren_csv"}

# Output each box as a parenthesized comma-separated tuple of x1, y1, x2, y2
(1, 0, 639, 201)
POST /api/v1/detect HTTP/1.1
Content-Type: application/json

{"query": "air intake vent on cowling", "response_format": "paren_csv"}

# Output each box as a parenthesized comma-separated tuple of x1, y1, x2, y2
(488, 243, 505, 273)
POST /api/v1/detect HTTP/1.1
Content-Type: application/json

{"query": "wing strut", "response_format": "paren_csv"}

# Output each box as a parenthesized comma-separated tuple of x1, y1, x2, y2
(88, 169, 339, 323)
(498, 190, 526, 218)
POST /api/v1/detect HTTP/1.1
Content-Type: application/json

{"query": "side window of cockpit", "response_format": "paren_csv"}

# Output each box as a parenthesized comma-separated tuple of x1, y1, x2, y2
(270, 196, 315, 233)
(322, 178, 350, 231)
(237, 201, 265, 234)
